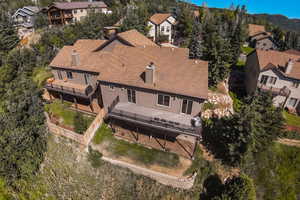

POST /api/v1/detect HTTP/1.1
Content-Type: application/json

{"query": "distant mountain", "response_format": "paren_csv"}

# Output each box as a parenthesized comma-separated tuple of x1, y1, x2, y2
(252, 14, 300, 32)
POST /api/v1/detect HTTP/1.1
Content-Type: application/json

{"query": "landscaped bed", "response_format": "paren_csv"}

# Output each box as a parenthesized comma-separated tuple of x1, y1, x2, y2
(93, 123, 180, 168)
(45, 100, 95, 134)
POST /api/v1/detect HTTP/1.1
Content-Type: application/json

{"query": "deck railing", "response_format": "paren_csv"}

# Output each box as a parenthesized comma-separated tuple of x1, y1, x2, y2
(45, 82, 93, 98)
(108, 106, 197, 135)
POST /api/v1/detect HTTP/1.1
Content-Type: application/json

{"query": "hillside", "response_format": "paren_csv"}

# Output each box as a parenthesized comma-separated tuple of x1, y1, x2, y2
(251, 14, 300, 32)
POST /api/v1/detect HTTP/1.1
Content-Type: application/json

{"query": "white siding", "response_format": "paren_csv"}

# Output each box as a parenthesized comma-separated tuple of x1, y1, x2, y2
(258, 69, 300, 108)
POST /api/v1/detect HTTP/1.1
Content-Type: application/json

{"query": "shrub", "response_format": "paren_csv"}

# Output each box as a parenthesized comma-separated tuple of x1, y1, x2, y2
(202, 102, 216, 111)
(74, 112, 88, 134)
(88, 146, 103, 168)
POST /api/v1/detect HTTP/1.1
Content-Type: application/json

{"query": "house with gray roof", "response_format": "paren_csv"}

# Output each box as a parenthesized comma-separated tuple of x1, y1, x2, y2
(12, 6, 40, 28)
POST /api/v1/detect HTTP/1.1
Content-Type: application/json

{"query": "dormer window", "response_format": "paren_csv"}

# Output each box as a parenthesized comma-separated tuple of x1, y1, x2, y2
(67, 71, 73, 79)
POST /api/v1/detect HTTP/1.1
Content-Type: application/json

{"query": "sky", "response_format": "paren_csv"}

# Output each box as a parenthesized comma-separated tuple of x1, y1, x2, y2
(190, 0, 300, 19)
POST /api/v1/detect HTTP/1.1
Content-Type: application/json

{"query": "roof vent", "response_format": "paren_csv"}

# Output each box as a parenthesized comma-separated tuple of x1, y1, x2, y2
(285, 59, 294, 74)
(71, 50, 80, 66)
(145, 62, 156, 84)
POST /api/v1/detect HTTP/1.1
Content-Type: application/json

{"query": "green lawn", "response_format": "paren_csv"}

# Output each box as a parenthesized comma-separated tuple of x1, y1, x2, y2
(45, 100, 94, 130)
(283, 111, 300, 128)
(241, 46, 255, 55)
(93, 124, 180, 167)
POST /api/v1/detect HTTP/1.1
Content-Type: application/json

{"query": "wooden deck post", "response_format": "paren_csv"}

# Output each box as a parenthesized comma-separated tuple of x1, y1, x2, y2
(136, 127, 139, 141)
(163, 134, 167, 151)
(73, 97, 77, 109)
(191, 138, 198, 160)
(60, 94, 63, 103)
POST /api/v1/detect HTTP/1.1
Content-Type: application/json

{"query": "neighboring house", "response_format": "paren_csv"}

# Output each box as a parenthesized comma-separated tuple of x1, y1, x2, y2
(44, 29, 208, 157)
(245, 49, 300, 113)
(46, 1, 110, 25)
(13, 6, 40, 28)
(148, 13, 176, 43)
(248, 24, 278, 50)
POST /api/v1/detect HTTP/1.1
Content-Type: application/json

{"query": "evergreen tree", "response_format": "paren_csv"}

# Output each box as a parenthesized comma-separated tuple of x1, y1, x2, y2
(0, 12, 19, 53)
(188, 21, 204, 59)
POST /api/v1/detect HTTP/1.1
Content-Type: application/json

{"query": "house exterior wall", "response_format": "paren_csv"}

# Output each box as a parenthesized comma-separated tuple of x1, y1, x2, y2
(245, 52, 300, 109)
(245, 52, 260, 94)
(148, 21, 156, 41)
(51, 68, 98, 87)
(148, 16, 175, 43)
(100, 82, 204, 116)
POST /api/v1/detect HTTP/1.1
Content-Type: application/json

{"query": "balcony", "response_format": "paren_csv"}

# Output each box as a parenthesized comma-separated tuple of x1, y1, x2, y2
(64, 13, 73, 18)
(45, 79, 94, 99)
(258, 84, 291, 97)
(107, 97, 201, 137)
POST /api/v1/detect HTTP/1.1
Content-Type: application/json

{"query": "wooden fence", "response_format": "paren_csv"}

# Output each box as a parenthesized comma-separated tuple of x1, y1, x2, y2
(45, 109, 106, 146)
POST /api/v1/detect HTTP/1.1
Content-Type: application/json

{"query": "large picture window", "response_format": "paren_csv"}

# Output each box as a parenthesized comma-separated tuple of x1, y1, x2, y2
(127, 89, 136, 103)
(182, 99, 193, 115)
(158, 94, 170, 107)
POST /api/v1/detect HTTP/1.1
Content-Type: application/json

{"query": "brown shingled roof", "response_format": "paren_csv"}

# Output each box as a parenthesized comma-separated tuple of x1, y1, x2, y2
(117, 29, 158, 47)
(255, 49, 300, 80)
(248, 24, 266, 37)
(284, 49, 300, 56)
(149, 13, 173, 25)
(51, 1, 107, 10)
(50, 30, 208, 99)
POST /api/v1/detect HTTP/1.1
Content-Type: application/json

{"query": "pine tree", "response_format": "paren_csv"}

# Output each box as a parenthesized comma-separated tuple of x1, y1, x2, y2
(188, 21, 204, 59)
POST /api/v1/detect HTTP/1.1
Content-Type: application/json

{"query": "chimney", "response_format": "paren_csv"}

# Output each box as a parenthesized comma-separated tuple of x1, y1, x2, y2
(71, 50, 80, 66)
(285, 59, 294, 74)
(145, 62, 156, 84)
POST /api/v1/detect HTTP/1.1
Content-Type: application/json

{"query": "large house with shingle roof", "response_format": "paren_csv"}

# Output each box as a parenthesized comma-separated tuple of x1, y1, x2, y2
(44, 29, 208, 156)
(245, 49, 300, 113)
(46, 1, 109, 25)
(148, 13, 176, 43)
(248, 24, 278, 50)
(12, 6, 40, 28)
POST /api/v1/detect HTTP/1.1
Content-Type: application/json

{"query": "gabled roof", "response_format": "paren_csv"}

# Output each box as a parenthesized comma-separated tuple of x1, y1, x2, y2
(149, 13, 174, 25)
(50, 30, 208, 99)
(50, 1, 107, 10)
(255, 49, 300, 80)
(13, 6, 39, 17)
(117, 29, 158, 47)
(248, 24, 267, 37)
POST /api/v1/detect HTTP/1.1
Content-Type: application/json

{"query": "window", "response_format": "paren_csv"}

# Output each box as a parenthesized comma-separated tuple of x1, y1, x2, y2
(161, 26, 165, 32)
(127, 89, 136, 103)
(269, 76, 277, 85)
(84, 74, 91, 85)
(182, 99, 193, 115)
(158, 94, 170, 107)
(57, 70, 63, 80)
(74, 9, 77, 14)
(288, 98, 298, 107)
(66, 71, 73, 79)
(260, 75, 269, 85)
(166, 26, 170, 33)
(292, 82, 299, 88)
(80, 9, 83, 13)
